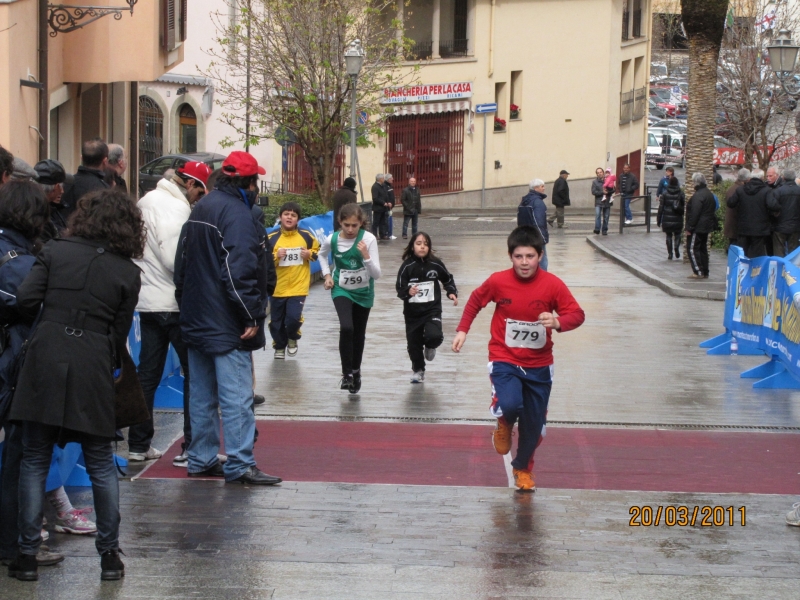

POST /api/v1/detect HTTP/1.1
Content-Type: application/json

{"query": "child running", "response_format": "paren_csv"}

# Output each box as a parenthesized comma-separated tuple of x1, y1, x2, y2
(451, 225, 585, 492)
(396, 232, 458, 383)
(319, 203, 381, 393)
(267, 202, 320, 359)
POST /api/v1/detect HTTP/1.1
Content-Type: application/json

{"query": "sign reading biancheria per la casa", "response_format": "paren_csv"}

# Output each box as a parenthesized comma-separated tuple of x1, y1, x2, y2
(381, 81, 473, 104)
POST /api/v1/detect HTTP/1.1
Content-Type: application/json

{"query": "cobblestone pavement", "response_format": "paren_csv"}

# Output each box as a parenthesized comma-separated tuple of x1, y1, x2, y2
(3, 217, 800, 599)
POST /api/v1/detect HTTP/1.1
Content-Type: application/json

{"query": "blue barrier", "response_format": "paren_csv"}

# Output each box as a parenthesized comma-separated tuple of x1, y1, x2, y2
(701, 245, 800, 389)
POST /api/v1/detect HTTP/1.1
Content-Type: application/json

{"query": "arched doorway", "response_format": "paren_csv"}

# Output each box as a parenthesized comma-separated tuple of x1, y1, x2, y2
(139, 96, 164, 166)
(179, 104, 197, 153)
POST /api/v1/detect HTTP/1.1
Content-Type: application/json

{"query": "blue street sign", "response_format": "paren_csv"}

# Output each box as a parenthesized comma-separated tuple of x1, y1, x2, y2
(475, 103, 497, 114)
(358, 111, 369, 125)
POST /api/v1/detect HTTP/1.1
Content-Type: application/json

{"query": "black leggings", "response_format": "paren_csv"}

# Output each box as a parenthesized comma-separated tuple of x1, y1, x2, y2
(333, 296, 371, 376)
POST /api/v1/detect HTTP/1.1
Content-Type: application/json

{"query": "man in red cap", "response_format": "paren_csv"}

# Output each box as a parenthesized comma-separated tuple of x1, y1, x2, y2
(175, 151, 281, 485)
(129, 162, 212, 464)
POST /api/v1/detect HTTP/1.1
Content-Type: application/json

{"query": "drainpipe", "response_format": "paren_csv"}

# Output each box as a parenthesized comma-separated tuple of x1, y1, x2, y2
(488, 0, 495, 77)
(38, 0, 48, 159)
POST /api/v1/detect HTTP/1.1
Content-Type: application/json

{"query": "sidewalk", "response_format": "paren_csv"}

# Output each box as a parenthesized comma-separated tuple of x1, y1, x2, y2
(587, 228, 727, 301)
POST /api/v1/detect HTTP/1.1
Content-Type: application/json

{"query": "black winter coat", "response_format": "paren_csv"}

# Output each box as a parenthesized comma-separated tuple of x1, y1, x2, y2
(371, 182, 388, 213)
(332, 186, 358, 231)
(552, 177, 570, 207)
(727, 178, 773, 237)
(401, 186, 422, 215)
(657, 185, 685, 234)
(175, 183, 269, 354)
(384, 181, 395, 206)
(396, 255, 458, 319)
(618, 172, 639, 196)
(767, 181, 800, 234)
(686, 184, 717, 234)
(61, 166, 108, 214)
(9, 238, 141, 439)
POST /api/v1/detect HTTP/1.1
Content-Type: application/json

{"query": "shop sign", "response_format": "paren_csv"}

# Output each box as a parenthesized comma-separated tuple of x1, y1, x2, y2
(381, 81, 473, 104)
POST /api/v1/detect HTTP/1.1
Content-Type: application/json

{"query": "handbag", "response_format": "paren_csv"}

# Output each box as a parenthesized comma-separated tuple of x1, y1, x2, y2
(114, 347, 150, 429)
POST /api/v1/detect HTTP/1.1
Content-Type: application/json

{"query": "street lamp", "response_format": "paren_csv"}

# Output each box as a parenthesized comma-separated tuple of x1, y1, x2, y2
(345, 39, 365, 178)
(768, 29, 800, 96)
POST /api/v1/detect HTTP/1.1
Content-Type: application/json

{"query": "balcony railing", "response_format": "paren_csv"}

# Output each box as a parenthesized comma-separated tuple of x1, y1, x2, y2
(622, 11, 630, 41)
(405, 40, 432, 61)
(633, 86, 646, 120)
(633, 9, 642, 37)
(404, 39, 470, 60)
(620, 90, 634, 124)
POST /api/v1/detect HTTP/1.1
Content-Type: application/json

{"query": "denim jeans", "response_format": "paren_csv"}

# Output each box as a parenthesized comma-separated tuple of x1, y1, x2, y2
(594, 205, 610, 233)
(402, 214, 418, 237)
(0, 424, 22, 559)
(623, 196, 633, 221)
(269, 296, 305, 350)
(18, 422, 119, 555)
(130, 312, 191, 453)
(539, 246, 548, 272)
(187, 348, 256, 481)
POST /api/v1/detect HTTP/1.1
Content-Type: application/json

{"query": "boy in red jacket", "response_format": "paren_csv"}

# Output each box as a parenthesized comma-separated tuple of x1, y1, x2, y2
(452, 226, 585, 491)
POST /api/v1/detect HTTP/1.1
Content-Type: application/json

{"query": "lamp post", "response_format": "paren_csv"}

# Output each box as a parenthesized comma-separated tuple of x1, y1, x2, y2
(767, 29, 800, 96)
(344, 39, 365, 178)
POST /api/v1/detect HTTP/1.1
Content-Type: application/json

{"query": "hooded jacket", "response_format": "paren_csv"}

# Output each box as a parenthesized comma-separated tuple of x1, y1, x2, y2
(657, 184, 685, 234)
(395, 255, 458, 318)
(686, 183, 717, 234)
(727, 178, 773, 237)
(174, 182, 269, 354)
(767, 180, 800, 234)
(518, 190, 549, 243)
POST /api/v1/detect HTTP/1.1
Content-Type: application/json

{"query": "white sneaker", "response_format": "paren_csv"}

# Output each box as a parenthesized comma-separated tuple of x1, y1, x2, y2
(625, 219, 633, 225)
(274, 348, 285, 359)
(128, 447, 163, 462)
(424, 346, 436, 362)
(787, 502, 800, 526)
(390, 235, 397, 240)
(410, 371, 425, 383)
(287, 339, 298, 357)
(173, 451, 188, 467)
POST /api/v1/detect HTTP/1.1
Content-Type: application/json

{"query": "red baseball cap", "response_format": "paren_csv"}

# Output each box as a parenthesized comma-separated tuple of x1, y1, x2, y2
(177, 162, 213, 189)
(221, 151, 266, 177)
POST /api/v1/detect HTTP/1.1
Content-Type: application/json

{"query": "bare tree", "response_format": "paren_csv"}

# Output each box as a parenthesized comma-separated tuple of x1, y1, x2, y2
(204, 0, 416, 203)
(652, 0, 685, 75)
(717, 1, 800, 171)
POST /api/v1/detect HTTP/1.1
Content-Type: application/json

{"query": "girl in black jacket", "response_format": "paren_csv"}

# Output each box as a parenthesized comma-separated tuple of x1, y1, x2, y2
(657, 177, 685, 260)
(396, 233, 458, 383)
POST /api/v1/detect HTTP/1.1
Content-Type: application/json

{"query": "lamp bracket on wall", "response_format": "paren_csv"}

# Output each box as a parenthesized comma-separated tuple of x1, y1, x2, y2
(48, 0, 137, 37)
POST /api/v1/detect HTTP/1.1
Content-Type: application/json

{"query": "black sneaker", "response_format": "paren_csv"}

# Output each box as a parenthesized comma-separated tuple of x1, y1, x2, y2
(253, 394, 266, 406)
(100, 549, 125, 581)
(340, 374, 354, 390)
(187, 462, 225, 478)
(593, 229, 600, 235)
(350, 371, 362, 394)
(8, 553, 38, 581)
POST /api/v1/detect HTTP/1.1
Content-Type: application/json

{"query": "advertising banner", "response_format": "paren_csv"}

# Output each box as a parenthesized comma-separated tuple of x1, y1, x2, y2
(381, 82, 473, 104)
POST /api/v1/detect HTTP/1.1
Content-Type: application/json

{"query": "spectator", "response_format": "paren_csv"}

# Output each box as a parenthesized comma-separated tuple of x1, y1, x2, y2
(517, 179, 549, 271)
(727, 168, 772, 258)
(713, 165, 723, 185)
(106, 144, 128, 194)
(767, 165, 784, 189)
(723, 168, 749, 249)
(33, 159, 68, 239)
(174, 151, 281, 486)
(767, 168, 800, 257)
(130, 162, 211, 467)
(384, 173, 396, 239)
(331, 177, 357, 232)
(618, 163, 639, 225)
(60, 138, 110, 221)
(371, 173, 388, 240)
(591, 167, 610, 235)
(657, 176, 685, 260)
(686, 172, 717, 279)
(0, 145, 13, 186)
(10, 158, 37, 181)
(656, 166, 675, 198)
(401, 177, 422, 239)
(8, 189, 145, 582)
(548, 169, 570, 228)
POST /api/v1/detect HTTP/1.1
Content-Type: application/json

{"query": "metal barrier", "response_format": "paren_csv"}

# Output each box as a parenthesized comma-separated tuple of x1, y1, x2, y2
(617, 194, 652, 234)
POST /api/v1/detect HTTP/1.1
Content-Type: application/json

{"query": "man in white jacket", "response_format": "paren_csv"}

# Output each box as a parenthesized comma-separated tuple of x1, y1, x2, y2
(129, 162, 211, 464)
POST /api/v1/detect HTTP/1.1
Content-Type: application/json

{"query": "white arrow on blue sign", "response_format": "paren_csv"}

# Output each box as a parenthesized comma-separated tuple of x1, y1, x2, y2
(475, 103, 498, 114)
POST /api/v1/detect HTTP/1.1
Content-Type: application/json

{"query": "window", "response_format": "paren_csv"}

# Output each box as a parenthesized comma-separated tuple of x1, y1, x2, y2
(162, 0, 187, 52)
(286, 145, 346, 194)
(384, 111, 465, 195)
(622, 0, 630, 41)
(510, 71, 523, 120)
(179, 104, 197, 153)
(139, 96, 164, 166)
(495, 81, 507, 130)
(632, 0, 642, 38)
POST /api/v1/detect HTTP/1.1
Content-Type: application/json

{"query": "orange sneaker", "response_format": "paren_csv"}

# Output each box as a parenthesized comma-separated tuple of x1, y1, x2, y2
(513, 468, 535, 492)
(492, 418, 513, 455)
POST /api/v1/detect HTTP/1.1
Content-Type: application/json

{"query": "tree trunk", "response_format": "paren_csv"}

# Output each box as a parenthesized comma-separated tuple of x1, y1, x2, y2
(684, 38, 718, 185)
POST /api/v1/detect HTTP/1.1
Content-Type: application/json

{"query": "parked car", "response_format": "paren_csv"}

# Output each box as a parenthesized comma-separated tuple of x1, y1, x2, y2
(646, 130, 684, 170)
(138, 152, 226, 197)
(649, 98, 669, 120)
(650, 120, 687, 135)
(651, 85, 688, 115)
(649, 88, 678, 117)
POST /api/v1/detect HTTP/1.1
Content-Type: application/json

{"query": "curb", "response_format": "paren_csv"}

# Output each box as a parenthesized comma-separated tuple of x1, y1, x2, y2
(586, 236, 726, 301)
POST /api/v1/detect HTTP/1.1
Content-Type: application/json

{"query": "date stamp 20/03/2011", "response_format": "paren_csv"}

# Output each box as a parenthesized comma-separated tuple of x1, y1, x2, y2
(629, 505, 746, 527)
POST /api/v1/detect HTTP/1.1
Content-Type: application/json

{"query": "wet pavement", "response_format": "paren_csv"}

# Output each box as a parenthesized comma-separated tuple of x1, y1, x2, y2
(3, 217, 800, 599)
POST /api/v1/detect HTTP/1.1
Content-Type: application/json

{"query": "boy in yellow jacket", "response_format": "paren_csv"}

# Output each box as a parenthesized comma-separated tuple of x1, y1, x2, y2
(267, 202, 320, 358)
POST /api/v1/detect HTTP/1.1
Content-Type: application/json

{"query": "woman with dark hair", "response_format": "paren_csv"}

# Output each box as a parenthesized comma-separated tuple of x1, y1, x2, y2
(657, 176, 685, 260)
(7, 188, 144, 582)
(396, 232, 458, 383)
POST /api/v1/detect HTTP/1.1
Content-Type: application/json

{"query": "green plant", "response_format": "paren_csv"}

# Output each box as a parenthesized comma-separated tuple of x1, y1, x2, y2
(710, 180, 734, 249)
(260, 192, 328, 226)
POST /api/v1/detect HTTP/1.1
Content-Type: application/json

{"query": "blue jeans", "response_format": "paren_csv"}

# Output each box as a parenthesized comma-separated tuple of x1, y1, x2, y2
(187, 348, 256, 481)
(18, 422, 119, 555)
(623, 196, 633, 221)
(539, 246, 548, 272)
(269, 296, 305, 350)
(595, 206, 610, 233)
(402, 214, 418, 237)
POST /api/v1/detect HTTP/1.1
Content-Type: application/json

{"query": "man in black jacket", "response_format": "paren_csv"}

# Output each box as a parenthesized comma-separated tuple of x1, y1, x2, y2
(331, 177, 357, 232)
(767, 168, 800, 257)
(548, 170, 571, 228)
(727, 168, 773, 258)
(174, 151, 280, 486)
(685, 173, 718, 279)
(618, 163, 639, 224)
(401, 177, 422, 238)
(60, 138, 109, 219)
(371, 173, 388, 239)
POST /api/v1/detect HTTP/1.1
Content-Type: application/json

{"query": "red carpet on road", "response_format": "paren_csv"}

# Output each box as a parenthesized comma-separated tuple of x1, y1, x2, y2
(140, 421, 800, 494)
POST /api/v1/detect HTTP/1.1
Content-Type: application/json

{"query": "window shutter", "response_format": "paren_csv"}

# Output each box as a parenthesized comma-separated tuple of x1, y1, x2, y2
(162, 0, 176, 51)
(180, 0, 187, 42)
